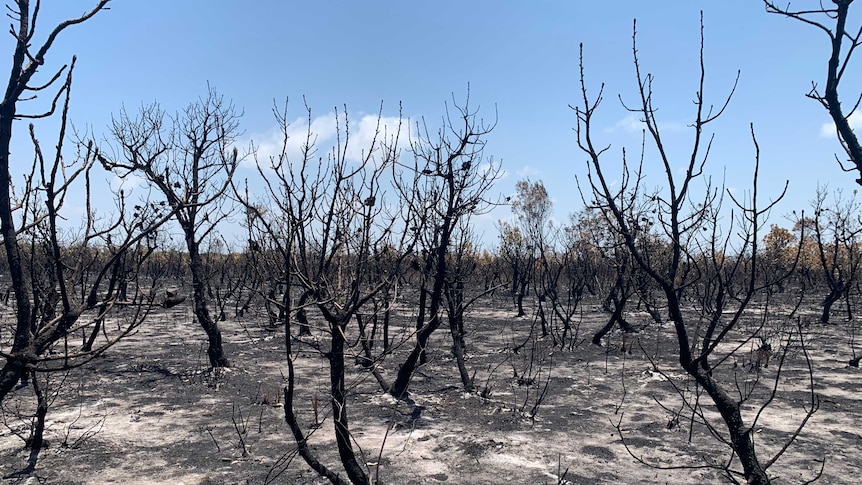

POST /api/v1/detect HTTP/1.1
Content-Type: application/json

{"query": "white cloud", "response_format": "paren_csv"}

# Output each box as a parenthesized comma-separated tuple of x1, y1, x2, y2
(241, 112, 337, 171)
(110, 172, 146, 194)
(607, 114, 687, 134)
(658, 120, 687, 133)
(344, 115, 405, 164)
(819, 111, 862, 138)
(310, 112, 339, 141)
(241, 112, 408, 172)
(608, 114, 644, 133)
(515, 165, 539, 179)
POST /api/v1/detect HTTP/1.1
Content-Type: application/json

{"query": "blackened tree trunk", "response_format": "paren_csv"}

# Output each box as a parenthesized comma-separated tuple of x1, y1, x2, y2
(296, 288, 313, 336)
(382, 296, 391, 352)
(328, 319, 369, 485)
(26, 372, 48, 451)
(390, 233, 449, 398)
(692, 364, 770, 484)
(186, 228, 229, 368)
(515, 284, 527, 317)
(415, 284, 429, 364)
(445, 276, 473, 392)
(591, 303, 631, 346)
(592, 273, 635, 345)
(821, 285, 842, 324)
(0, 100, 32, 397)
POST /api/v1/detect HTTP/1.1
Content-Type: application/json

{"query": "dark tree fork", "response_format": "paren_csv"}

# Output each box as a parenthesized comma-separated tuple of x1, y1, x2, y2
(0, 0, 108, 400)
(765, 0, 862, 184)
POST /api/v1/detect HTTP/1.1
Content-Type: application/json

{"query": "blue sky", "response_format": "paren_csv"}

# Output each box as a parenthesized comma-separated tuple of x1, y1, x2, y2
(6, 1, 860, 247)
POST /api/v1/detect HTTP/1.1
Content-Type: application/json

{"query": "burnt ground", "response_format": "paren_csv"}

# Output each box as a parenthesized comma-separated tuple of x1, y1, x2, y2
(0, 294, 859, 484)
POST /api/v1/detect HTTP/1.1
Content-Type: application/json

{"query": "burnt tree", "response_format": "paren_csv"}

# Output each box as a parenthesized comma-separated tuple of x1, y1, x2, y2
(99, 87, 243, 368)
